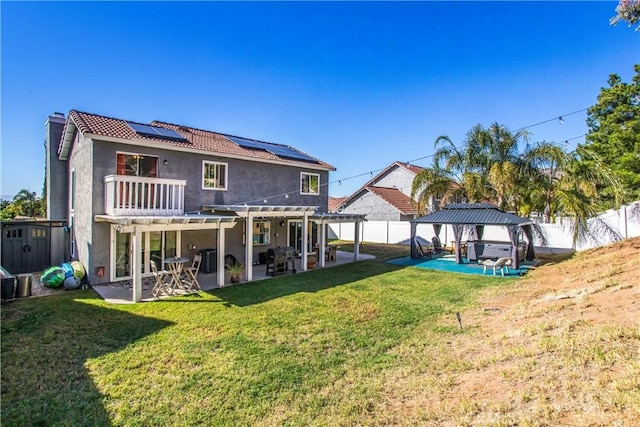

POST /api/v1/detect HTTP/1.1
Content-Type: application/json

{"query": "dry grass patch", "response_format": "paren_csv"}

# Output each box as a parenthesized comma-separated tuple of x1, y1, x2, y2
(373, 237, 640, 426)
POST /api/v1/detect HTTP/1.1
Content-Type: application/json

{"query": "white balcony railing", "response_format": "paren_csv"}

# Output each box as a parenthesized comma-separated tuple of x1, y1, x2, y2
(104, 175, 186, 216)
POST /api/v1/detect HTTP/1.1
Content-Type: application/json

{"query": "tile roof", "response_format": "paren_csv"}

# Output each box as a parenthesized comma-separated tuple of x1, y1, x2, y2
(396, 161, 424, 175)
(328, 196, 347, 212)
(360, 161, 423, 190)
(366, 186, 418, 215)
(64, 110, 334, 170)
(339, 161, 423, 210)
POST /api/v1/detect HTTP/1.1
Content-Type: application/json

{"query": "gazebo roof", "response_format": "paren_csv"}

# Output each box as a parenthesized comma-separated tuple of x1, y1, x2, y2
(411, 203, 533, 227)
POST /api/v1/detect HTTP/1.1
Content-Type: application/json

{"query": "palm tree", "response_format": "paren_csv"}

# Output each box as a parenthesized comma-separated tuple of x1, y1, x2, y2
(412, 123, 529, 213)
(522, 144, 623, 244)
(518, 141, 567, 221)
(413, 121, 624, 247)
(411, 134, 481, 214)
(411, 166, 463, 214)
(471, 122, 531, 211)
(487, 161, 517, 210)
(12, 189, 42, 217)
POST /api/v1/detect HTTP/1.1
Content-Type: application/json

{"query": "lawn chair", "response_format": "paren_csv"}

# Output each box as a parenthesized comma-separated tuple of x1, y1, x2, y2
(181, 254, 202, 291)
(432, 236, 446, 253)
(414, 237, 433, 258)
(481, 257, 512, 276)
(325, 245, 338, 262)
(150, 260, 171, 298)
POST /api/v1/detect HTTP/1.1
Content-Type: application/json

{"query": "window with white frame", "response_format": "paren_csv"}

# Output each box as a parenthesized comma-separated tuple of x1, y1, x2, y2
(252, 221, 270, 245)
(70, 169, 76, 212)
(202, 161, 228, 190)
(300, 172, 319, 195)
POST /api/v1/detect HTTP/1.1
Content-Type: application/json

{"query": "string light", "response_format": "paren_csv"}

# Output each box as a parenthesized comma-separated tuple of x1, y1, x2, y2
(225, 108, 590, 207)
(516, 107, 587, 132)
(233, 132, 588, 207)
(562, 133, 586, 147)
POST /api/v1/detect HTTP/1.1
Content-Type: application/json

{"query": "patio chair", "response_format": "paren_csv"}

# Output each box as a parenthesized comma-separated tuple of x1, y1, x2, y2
(326, 245, 338, 262)
(414, 237, 433, 258)
(432, 236, 446, 253)
(150, 260, 171, 298)
(481, 257, 512, 276)
(182, 254, 202, 291)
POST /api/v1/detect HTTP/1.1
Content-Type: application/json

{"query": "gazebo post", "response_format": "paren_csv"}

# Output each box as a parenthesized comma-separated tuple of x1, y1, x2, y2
(508, 226, 520, 270)
(522, 224, 536, 260)
(410, 222, 418, 258)
(353, 219, 361, 261)
(453, 224, 464, 264)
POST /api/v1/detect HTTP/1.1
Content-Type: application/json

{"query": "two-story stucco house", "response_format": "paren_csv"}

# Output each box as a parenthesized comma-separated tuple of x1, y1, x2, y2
(334, 161, 425, 221)
(46, 110, 364, 301)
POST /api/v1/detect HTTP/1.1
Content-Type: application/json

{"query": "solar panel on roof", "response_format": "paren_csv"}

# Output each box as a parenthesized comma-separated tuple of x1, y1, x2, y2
(263, 144, 317, 162)
(127, 122, 187, 142)
(155, 127, 186, 139)
(224, 134, 317, 163)
(224, 135, 263, 150)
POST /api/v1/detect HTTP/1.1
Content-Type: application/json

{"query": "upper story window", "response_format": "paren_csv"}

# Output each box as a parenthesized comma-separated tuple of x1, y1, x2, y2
(203, 161, 228, 190)
(300, 172, 319, 195)
(116, 152, 158, 177)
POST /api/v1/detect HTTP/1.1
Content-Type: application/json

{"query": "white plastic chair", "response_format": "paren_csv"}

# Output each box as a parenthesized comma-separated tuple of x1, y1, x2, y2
(481, 257, 512, 276)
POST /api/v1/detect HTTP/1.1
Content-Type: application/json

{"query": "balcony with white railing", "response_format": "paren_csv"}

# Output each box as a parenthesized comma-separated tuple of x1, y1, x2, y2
(104, 175, 187, 216)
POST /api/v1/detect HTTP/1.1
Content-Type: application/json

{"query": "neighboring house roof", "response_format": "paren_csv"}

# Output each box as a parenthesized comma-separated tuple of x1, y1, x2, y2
(339, 160, 424, 209)
(360, 161, 423, 190)
(328, 196, 347, 212)
(366, 186, 418, 216)
(411, 203, 533, 226)
(399, 162, 424, 175)
(58, 110, 335, 170)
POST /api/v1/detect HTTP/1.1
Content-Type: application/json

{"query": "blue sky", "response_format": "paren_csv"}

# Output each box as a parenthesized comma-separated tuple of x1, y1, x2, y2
(1, 1, 638, 201)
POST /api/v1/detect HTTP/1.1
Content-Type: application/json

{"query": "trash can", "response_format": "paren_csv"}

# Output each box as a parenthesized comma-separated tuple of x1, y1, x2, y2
(1, 266, 15, 300)
(15, 274, 33, 298)
(199, 249, 217, 273)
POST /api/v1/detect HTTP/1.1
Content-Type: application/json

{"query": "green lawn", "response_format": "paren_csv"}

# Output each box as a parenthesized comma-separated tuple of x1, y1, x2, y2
(0, 245, 524, 426)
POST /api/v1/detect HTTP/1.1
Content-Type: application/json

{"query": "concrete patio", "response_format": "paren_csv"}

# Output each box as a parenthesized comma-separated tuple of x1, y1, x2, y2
(92, 250, 375, 304)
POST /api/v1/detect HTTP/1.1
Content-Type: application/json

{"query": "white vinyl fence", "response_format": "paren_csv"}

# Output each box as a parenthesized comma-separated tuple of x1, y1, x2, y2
(328, 201, 640, 252)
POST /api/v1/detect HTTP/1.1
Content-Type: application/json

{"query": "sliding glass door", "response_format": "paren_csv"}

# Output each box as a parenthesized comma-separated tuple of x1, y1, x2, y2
(288, 220, 318, 252)
(114, 230, 178, 279)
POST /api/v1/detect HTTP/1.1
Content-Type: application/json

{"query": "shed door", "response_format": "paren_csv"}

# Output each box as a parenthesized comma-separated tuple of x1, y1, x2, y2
(1, 224, 50, 274)
(27, 226, 50, 272)
(2, 225, 25, 273)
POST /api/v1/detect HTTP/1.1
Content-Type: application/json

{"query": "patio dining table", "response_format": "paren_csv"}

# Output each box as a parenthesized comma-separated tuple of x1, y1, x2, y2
(163, 256, 189, 294)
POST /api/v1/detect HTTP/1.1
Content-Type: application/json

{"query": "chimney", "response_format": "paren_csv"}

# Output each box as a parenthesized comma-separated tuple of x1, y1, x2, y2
(45, 112, 68, 220)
